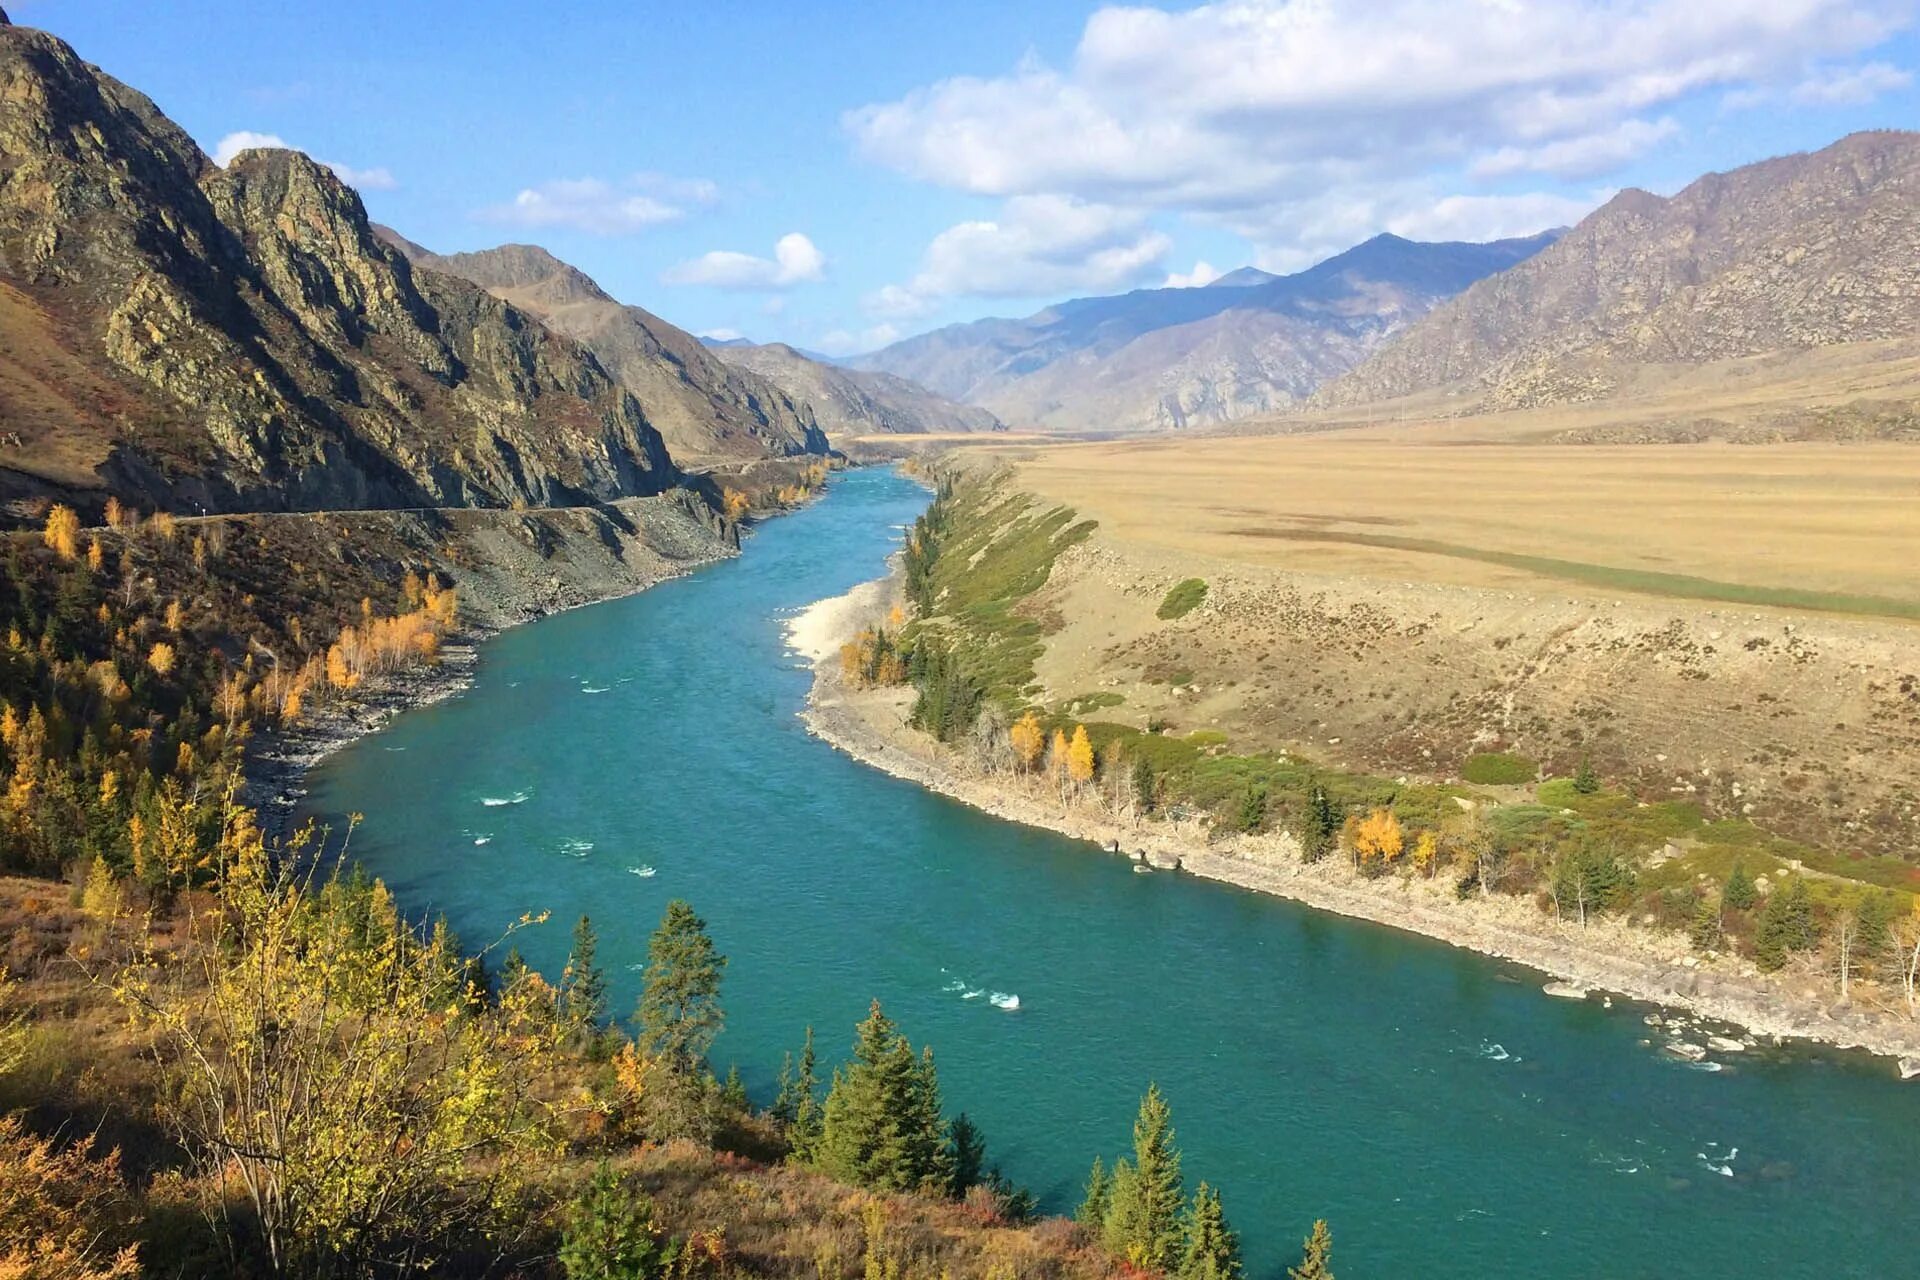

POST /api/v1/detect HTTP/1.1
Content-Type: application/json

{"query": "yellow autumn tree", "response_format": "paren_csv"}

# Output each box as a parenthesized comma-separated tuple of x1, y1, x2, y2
(1049, 728, 1070, 780)
(42, 505, 80, 561)
(102, 496, 125, 529)
(1354, 808, 1404, 869)
(1009, 710, 1046, 772)
(86, 538, 105, 572)
(146, 642, 177, 676)
(722, 489, 752, 521)
(1067, 724, 1096, 785)
(149, 509, 177, 541)
(1411, 829, 1440, 876)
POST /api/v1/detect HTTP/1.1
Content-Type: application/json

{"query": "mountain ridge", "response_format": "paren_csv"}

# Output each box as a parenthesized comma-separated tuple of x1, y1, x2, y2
(850, 231, 1559, 432)
(708, 340, 1004, 438)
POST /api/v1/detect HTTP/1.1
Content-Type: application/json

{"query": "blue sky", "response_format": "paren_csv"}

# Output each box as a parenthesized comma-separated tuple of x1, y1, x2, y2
(17, 1, 1920, 354)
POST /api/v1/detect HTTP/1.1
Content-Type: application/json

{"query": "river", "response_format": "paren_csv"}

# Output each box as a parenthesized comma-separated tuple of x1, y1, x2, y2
(305, 466, 1916, 1279)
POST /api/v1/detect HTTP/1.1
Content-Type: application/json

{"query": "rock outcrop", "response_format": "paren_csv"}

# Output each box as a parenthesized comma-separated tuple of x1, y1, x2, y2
(0, 20, 675, 517)
(1320, 131, 1920, 411)
(388, 239, 829, 467)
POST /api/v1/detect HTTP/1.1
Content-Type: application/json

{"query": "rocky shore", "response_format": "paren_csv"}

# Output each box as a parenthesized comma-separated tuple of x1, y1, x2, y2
(794, 576, 1920, 1075)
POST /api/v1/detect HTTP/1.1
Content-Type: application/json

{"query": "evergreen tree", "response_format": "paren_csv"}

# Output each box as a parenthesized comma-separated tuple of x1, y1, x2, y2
(720, 1064, 748, 1114)
(1722, 859, 1758, 911)
(1688, 895, 1723, 953)
(1132, 756, 1157, 814)
(1572, 754, 1600, 795)
(1235, 784, 1268, 835)
(1754, 877, 1817, 971)
(775, 1027, 824, 1159)
(1179, 1182, 1241, 1280)
(1301, 785, 1339, 863)
(1288, 1220, 1333, 1280)
(558, 1162, 677, 1280)
(1856, 890, 1897, 966)
(1105, 1084, 1185, 1270)
(946, 1112, 987, 1198)
(563, 914, 609, 1032)
(1077, 1157, 1111, 1230)
(635, 900, 727, 1075)
(815, 1001, 952, 1194)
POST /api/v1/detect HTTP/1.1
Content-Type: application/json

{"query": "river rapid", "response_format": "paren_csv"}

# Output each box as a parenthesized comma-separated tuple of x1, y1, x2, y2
(306, 467, 1918, 1279)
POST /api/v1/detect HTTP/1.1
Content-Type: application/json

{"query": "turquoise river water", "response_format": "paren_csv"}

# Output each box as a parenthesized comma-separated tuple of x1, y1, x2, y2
(306, 467, 1916, 1279)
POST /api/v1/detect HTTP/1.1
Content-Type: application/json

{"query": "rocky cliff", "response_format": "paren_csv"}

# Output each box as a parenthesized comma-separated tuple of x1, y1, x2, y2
(388, 239, 830, 467)
(1320, 131, 1920, 411)
(0, 19, 677, 519)
(852, 232, 1557, 432)
(709, 340, 1002, 437)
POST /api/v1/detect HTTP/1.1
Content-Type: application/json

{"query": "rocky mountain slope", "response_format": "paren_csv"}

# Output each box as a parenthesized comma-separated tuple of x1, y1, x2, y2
(0, 18, 693, 519)
(851, 232, 1556, 432)
(385, 239, 829, 467)
(1320, 131, 1920, 411)
(709, 340, 1002, 437)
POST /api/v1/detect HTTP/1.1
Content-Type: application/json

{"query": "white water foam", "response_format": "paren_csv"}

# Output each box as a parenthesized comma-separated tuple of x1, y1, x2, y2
(627, 865, 656, 878)
(481, 790, 531, 807)
(473, 836, 491, 846)
(582, 685, 611, 694)
(1480, 1042, 1513, 1062)
(989, 992, 1020, 1011)
(559, 838, 595, 858)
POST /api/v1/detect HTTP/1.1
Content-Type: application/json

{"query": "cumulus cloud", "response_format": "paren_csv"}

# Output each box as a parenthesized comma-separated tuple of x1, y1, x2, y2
(480, 174, 717, 236)
(698, 328, 744, 342)
(888, 195, 1170, 308)
(1790, 59, 1914, 103)
(662, 233, 827, 290)
(814, 324, 906, 356)
(1163, 260, 1221, 288)
(1387, 191, 1610, 243)
(212, 130, 399, 192)
(845, 1, 1913, 266)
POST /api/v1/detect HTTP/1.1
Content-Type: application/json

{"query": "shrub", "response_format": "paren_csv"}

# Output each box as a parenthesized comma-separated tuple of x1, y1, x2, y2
(1463, 751, 1537, 786)
(1156, 579, 1208, 620)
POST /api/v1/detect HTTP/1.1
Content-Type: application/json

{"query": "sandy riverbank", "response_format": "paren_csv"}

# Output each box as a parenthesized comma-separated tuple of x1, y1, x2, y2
(793, 575, 1920, 1074)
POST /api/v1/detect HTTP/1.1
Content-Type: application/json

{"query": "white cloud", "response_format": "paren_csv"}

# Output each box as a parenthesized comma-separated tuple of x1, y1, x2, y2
(1791, 59, 1914, 103)
(1387, 191, 1610, 243)
(213, 130, 288, 166)
(212, 130, 399, 192)
(699, 328, 744, 342)
(662, 233, 826, 290)
(1470, 118, 1681, 181)
(863, 283, 939, 320)
(845, 1, 1913, 266)
(1163, 260, 1221, 288)
(481, 174, 717, 236)
(896, 195, 1170, 304)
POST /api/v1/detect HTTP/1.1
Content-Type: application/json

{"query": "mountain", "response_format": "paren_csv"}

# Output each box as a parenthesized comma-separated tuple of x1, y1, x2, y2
(0, 19, 681, 517)
(850, 231, 1558, 433)
(1320, 131, 1920, 411)
(384, 240, 830, 467)
(708, 341, 1003, 437)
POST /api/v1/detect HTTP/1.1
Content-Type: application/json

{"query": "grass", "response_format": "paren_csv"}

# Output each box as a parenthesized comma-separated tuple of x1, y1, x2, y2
(1156, 578, 1208, 620)
(1463, 752, 1537, 785)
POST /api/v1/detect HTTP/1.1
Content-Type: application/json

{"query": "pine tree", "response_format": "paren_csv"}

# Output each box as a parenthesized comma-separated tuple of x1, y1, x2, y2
(1689, 895, 1723, 953)
(1754, 877, 1817, 971)
(1077, 1156, 1111, 1230)
(558, 1161, 676, 1280)
(1301, 785, 1339, 863)
(1235, 785, 1267, 834)
(720, 1064, 748, 1113)
(1723, 859, 1758, 911)
(1105, 1084, 1185, 1270)
(946, 1112, 987, 1198)
(816, 1001, 951, 1194)
(1178, 1182, 1241, 1280)
(1288, 1220, 1333, 1280)
(1572, 755, 1600, 795)
(563, 914, 609, 1032)
(635, 900, 727, 1075)
(1132, 756, 1156, 814)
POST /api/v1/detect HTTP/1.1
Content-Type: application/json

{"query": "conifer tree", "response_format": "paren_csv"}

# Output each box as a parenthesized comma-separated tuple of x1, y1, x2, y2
(1572, 754, 1600, 795)
(1689, 895, 1723, 953)
(563, 914, 609, 1032)
(1105, 1084, 1185, 1270)
(1236, 784, 1268, 834)
(635, 900, 727, 1075)
(1132, 756, 1156, 814)
(1754, 877, 1817, 971)
(1301, 785, 1339, 862)
(946, 1112, 987, 1198)
(816, 1001, 952, 1194)
(1077, 1157, 1111, 1230)
(1179, 1182, 1241, 1280)
(1723, 859, 1758, 911)
(1288, 1220, 1333, 1280)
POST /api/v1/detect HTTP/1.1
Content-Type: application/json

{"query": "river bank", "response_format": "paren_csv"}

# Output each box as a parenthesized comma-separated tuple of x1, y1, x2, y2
(247, 492, 737, 840)
(794, 572, 1920, 1073)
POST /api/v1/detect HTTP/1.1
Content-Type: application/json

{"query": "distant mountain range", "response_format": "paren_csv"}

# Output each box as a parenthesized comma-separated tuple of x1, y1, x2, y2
(1320, 131, 1920, 412)
(849, 231, 1560, 433)
(706, 342, 1002, 437)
